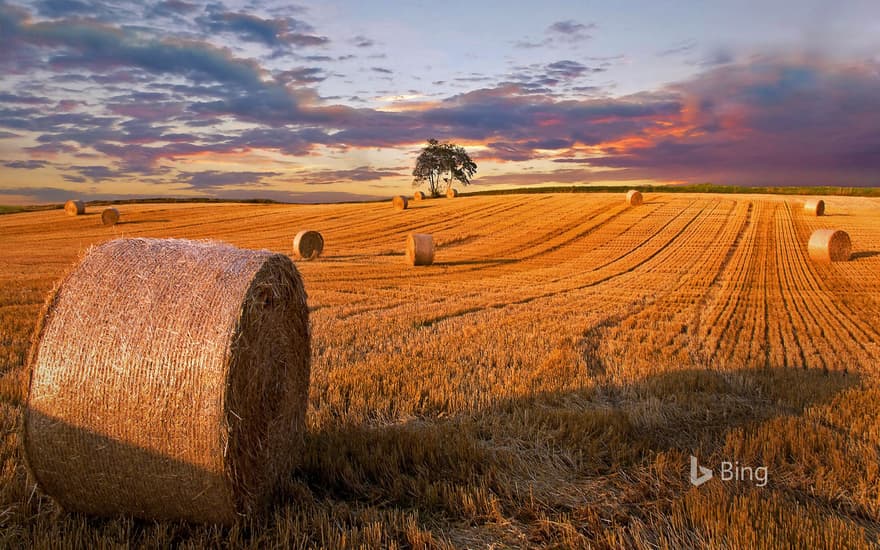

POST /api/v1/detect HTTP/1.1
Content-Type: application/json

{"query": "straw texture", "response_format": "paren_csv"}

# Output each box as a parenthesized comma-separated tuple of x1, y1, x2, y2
(804, 199, 825, 216)
(23, 238, 311, 524)
(293, 230, 324, 260)
(808, 229, 851, 263)
(413, 191, 425, 201)
(626, 190, 643, 206)
(406, 233, 434, 266)
(101, 207, 120, 226)
(392, 195, 408, 210)
(446, 188, 459, 198)
(64, 200, 84, 216)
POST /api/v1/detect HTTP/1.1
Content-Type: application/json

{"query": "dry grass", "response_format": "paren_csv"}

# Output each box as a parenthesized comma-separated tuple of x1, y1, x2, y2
(804, 198, 826, 216)
(25, 238, 310, 523)
(406, 233, 434, 266)
(100, 207, 119, 226)
(293, 230, 324, 260)
(626, 190, 643, 206)
(1, 194, 879, 547)
(808, 229, 852, 263)
(63, 200, 84, 216)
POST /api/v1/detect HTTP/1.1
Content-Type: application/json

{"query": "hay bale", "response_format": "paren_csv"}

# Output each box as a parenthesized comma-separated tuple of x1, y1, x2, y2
(626, 190, 643, 206)
(23, 238, 310, 524)
(392, 195, 409, 210)
(804, 199, 825, 216)
(293, 230, 324, 260)
(446, 188, 459, 198)
(406, 233, 434, 266)
(64, 200, 85, 216)
(101, 207, 120, 226)
(808, 229, 851, 263)
(413, 191, 425, 201)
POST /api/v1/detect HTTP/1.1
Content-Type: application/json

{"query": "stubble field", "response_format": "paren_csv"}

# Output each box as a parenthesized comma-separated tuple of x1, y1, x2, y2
(1, 192, 879, 548)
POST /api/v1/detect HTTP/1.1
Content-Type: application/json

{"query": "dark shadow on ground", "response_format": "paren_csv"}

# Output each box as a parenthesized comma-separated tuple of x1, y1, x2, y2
(117, 219, 171, 225)
(852, 251, 879, 260)
(295, 367, 861, 518)
(435, 258, 516, 266)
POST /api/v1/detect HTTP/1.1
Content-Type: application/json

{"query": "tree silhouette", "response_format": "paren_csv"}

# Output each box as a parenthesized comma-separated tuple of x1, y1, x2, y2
(412, 139, 477, 197)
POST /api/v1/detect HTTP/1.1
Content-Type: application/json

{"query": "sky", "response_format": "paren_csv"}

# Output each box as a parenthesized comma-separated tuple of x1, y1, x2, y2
(1, 0, 879, 204)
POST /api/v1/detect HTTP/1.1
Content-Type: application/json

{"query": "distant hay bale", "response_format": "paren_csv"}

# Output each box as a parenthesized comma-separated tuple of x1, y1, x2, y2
(626, 190, 643, 206)
(413, 191, 425, 201)
(64, 200, 84, 216)
(808, 229, 851, 263)
(804, 199, 825, 216)
(392, 195, 409, 210)
(101, 207, 120, 226)
(293, 230, 324, 260)
(23, 238, 310, 524)
(446, 188, 459, 198)
(406, 233, 434, 266)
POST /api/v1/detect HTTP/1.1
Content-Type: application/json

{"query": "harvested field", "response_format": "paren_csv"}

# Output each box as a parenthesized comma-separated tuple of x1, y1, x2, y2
(1, 193, 879, 548)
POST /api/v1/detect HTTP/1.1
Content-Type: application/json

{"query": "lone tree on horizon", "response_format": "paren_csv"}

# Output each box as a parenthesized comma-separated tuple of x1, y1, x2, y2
(412, 139, 477, 197)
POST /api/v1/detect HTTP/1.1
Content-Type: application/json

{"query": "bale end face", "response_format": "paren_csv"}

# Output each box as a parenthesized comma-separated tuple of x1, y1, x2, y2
(626, 190, 643, 206)
(808, 229, 851, 262)
(64, 200, 85, 216)
(101, 208, 120, 226)
(406, 233, 434, 266)
(392, 195, 409, 210)
(446, 188, 459, 198)
(23, 238, 311, 524)
(293, 230, 324, 260)
(413, 191, 425, 201)
(804, 199, 826, 216)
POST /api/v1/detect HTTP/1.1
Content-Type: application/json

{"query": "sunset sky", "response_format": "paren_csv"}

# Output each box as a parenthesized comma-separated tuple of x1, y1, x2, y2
(1, 0, 879, 204)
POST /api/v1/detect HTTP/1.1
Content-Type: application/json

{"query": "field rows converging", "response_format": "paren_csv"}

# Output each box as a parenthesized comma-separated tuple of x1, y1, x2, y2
(1, 192, 879, 547)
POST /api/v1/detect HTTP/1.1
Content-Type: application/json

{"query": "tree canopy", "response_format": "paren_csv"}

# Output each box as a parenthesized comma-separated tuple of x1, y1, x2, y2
(412, 139, 477, 197)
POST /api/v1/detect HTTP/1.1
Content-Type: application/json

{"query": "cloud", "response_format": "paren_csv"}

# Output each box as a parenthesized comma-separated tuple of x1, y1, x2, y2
(196, 8, 329, 48)
(658, 39, 697, 57)
(548, 20, 593, 35)
(2, 5, 284, 95)
(33, 0, 126, 21)
(181, 170, 283, 189)
(3, 159, 49, 169)
(278, 67, 326, 84)
(0, 92, 52, 105)
(475, 168, 593, 186)
(294, 166, 404, 185)
(515, 20, 596, 49)
(350, 35, 375, 48)
(546, 20, 595, 42)
(585, 57, 880, 186)
(148, 0, 200, 18)
(69, 164, 128, 182)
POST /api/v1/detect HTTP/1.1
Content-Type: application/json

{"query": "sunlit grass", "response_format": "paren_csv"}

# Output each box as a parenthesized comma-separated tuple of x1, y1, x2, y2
(1, 193, 878, 547)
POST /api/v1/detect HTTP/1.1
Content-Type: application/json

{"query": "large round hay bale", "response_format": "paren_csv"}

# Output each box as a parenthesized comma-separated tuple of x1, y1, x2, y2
(406, 233, 434, 266)
(101, 207, 120, 226)
(23, 238, 310, 524)
(808, 229, 851, 263)
(413, 191, 425, 201)
(64, 200, 84, 216)
(446, 188, 459, 198)
(804, 199, 825, 216)
(293, 230, 324, 260)
(626, 190, 643, 206)
(392, 195, 408, 210)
